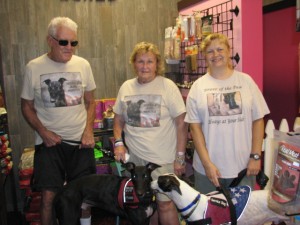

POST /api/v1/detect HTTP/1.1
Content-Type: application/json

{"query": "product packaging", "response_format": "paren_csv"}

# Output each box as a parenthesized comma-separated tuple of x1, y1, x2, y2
(194, 13, 202, 40)
(268, 130, 300, 216)
(201, 15, 213, 39)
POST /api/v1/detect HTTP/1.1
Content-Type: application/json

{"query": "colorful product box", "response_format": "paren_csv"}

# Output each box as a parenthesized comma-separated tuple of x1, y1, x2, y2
(95, 99, 104, 120)
(94, 98, 116, 129)
(102, 98, 116, 112)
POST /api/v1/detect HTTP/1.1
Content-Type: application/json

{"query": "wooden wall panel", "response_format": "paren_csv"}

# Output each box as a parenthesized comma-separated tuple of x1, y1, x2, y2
(0, 0, 180, 211)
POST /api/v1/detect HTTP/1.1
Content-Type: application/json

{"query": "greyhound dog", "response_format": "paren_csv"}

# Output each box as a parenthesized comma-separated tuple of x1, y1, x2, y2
(54, 162, 160, 225)
(151, 174, 290, 225)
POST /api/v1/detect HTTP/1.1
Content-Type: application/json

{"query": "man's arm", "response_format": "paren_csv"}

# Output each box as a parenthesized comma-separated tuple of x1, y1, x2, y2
(81, 90, 96, 148)
(21, 98, 61, 146)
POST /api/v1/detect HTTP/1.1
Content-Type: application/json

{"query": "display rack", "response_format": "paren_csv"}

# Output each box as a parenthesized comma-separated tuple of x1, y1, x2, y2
(0, 172, 7, 225)
(167, 0, 240, 95)
(0, 45, 8, 225)
(94, 128, 114, 149)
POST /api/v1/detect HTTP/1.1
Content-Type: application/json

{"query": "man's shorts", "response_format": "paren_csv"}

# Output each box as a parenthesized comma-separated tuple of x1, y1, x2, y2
(127, 151, 174, 202)
(33, 142, 96, 192)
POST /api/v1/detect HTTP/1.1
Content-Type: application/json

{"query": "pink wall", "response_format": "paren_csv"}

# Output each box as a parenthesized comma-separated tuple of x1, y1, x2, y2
(263, 6, 300, 128)
(241, 0, 263, 89)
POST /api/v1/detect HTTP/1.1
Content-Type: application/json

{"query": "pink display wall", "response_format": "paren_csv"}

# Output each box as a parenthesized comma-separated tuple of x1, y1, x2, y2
(241, 0, 263, 90)
(179, 0, 263, 89)
(263, 6, 300, 128)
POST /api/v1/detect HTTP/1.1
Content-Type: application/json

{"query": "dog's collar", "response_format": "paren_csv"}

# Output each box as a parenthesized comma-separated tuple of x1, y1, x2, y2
(178, 194, 200, 220)
(178, 194, 200, 213)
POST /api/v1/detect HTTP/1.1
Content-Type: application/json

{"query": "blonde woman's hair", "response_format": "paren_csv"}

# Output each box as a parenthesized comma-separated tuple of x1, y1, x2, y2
(129, 42, 165, 76)
(48, 17, 78, 37)
(200, 33, 233, 70)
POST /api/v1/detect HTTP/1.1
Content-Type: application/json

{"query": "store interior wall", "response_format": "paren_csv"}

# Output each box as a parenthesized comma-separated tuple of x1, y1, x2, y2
(263, 5, 300, 129)
(0, 0, 180, 211)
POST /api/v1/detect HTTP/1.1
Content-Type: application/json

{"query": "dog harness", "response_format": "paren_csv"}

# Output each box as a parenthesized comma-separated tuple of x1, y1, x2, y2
(118, 178, 140, 209)
(181, 186, 251, 225)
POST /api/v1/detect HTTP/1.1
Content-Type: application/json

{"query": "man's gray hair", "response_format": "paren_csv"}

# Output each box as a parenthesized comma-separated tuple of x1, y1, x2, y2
(48, 17, 78, 37)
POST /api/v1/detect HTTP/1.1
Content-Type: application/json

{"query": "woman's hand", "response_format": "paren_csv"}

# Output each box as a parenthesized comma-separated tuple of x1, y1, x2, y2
(247, 159, 261, 176)
(114, 145, 128, 162)
(174, 160, 186, 176)
(204, 162, 221, 187)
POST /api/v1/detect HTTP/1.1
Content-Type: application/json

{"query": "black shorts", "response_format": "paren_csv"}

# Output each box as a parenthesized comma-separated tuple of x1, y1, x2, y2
(33, 142, 96, 192)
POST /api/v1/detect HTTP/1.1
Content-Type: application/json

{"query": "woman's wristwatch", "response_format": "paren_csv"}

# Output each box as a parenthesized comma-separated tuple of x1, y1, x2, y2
(250, 153, 261, 160)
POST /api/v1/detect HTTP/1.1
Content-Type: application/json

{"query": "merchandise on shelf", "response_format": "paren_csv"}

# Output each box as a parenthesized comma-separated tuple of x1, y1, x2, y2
(19, 147, 35, 189)
(94, 98, 116, 129)
(0, 108, 13, 175)
(19, 147, 41, 224)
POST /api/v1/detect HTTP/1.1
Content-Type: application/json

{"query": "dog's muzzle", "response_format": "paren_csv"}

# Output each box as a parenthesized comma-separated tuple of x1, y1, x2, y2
(118, 178, 156, 209)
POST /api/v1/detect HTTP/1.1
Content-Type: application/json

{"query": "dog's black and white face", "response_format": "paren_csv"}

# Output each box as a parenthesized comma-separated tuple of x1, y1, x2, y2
(44, 78, 67, 107)
(151, 173, 182, 196)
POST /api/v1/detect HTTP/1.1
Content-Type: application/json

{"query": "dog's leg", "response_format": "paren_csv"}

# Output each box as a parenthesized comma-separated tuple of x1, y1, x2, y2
(55, 195, 82, 225)
(126, 207, 152, 225)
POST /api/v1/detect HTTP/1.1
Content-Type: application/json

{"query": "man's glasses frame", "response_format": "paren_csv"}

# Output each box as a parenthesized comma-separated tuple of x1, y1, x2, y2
(50, 35, 78, 47)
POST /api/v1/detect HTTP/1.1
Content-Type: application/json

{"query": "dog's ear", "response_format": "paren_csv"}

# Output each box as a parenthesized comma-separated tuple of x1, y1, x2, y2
(158, 175, 182, 195)
(146, 163, 161, 173)
(123, 162, 136, 173)
(44, 79, 51, 86)
(58, 78, 67, 84)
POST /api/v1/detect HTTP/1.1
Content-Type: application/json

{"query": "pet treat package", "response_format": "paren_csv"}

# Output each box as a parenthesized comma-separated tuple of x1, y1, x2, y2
(164, 26, 173, 60)
(201, 15, 213, 39)
(268, 130, 300, 216)
(194, 13, 202, 40)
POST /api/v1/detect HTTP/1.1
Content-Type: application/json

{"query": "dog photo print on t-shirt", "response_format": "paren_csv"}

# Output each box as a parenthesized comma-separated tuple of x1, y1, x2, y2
(124, 95, 161, 127)
(40, 72, 83, 107)
(207, 91, 242, 116)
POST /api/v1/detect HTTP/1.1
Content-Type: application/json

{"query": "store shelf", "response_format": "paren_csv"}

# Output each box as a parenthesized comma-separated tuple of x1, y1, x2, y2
(94, 129, 114, 149)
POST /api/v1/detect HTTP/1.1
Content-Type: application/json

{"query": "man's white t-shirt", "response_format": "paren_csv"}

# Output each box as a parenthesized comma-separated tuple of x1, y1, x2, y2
(21, 54, 96, 145)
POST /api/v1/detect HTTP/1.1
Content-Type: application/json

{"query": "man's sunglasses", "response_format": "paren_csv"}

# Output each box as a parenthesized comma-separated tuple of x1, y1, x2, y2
(50, 35, 78, 47)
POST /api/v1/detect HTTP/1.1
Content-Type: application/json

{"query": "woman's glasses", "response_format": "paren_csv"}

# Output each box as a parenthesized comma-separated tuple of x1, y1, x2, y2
(50, 35, 78, 47)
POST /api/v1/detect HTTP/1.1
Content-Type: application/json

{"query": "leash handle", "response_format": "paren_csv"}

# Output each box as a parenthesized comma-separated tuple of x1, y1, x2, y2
(229, 169, 247, 187)
(61, 139, 82, 145)
(229, 168, 269, 189)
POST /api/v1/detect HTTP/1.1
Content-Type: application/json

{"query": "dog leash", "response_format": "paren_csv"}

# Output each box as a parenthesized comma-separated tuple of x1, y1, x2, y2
(229, 168, 269, 189)
(217, 185, 237, 225)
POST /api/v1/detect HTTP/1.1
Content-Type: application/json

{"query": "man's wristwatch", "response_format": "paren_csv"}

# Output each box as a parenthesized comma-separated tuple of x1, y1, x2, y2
(250, 153, 261, 160)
